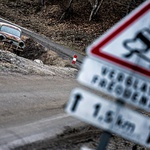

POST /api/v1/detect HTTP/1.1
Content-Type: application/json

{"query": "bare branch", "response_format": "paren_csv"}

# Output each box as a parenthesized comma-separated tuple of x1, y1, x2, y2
(94, 0, 104, 15)
(39, 0, 45, 6)
(59, 0, 74, 21)
(89, 0, 104, 21)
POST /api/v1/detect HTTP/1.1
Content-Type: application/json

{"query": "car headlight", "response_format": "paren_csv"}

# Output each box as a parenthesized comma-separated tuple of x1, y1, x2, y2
(19, 41, 25, 48)
(0, 34, 6, 41)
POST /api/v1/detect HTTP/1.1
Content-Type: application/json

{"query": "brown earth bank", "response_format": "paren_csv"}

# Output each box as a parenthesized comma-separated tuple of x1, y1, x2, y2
(0, 0, 148, 150)
(0, 35, 77, 66)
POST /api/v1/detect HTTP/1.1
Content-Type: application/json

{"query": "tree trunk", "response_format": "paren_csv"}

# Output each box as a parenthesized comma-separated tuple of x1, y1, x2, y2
(89, 0, 104, 21)
(39, 0, 45, 6)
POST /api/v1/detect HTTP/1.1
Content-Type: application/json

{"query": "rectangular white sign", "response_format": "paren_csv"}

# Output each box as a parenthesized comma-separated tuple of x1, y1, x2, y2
(78, 57, 150, 112)
(66, 88, 150, 148)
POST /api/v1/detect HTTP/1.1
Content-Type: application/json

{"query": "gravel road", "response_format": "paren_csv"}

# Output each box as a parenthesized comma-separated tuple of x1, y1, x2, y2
(0, 74, 83, 149)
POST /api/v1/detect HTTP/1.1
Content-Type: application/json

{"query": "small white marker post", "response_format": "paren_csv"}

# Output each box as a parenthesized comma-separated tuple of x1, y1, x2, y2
(72, 54, 77, 64)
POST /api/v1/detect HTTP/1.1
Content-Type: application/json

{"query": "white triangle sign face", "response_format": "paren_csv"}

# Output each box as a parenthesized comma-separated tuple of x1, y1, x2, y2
(87, 1, 150, 78)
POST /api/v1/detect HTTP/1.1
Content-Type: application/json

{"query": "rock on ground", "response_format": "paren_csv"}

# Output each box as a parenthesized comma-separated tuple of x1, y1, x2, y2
(0, 50, 77, 77)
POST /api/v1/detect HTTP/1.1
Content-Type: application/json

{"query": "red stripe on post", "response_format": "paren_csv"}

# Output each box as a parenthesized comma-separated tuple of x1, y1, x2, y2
(72, 54, 77, 64)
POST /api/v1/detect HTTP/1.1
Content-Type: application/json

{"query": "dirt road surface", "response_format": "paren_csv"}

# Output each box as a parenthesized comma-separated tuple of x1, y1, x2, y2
(0, 74, 148, 150)
(0, 74, 84, 149)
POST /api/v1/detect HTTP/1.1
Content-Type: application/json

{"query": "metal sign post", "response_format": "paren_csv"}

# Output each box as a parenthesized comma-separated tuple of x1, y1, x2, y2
(96, 131, 112, 150)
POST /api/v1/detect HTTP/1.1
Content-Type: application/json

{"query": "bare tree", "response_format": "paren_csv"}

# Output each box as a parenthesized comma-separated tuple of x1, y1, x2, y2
(88, 0, 104, 21)
(59, 0, 144, 21)
(39, 0, 45, 6)
(60, 0, 104, 21)
(59, 0, 74, 21)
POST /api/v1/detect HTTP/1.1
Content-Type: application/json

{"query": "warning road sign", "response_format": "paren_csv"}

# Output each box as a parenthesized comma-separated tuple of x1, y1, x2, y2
(66, 1, 150, 149)
(87, 1, 150, 78)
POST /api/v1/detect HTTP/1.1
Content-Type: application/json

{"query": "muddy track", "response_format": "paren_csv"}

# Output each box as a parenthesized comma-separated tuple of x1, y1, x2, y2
(14, 125, 101, 150)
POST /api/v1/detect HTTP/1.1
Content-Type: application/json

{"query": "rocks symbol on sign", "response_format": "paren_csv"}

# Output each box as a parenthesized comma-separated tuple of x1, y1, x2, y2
(123, 28, 150, 63)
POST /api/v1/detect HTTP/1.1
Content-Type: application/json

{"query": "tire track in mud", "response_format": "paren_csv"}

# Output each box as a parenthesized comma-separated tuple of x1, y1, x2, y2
(14, 125, 101, 150)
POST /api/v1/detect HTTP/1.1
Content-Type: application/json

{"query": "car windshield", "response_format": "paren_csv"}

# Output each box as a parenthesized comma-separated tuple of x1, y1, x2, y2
(0, 25, 21, 37)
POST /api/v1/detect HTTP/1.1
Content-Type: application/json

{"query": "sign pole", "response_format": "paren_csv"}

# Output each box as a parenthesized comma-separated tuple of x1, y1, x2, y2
(96, 131, 112, 150)
(96, 99, 125, 150)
